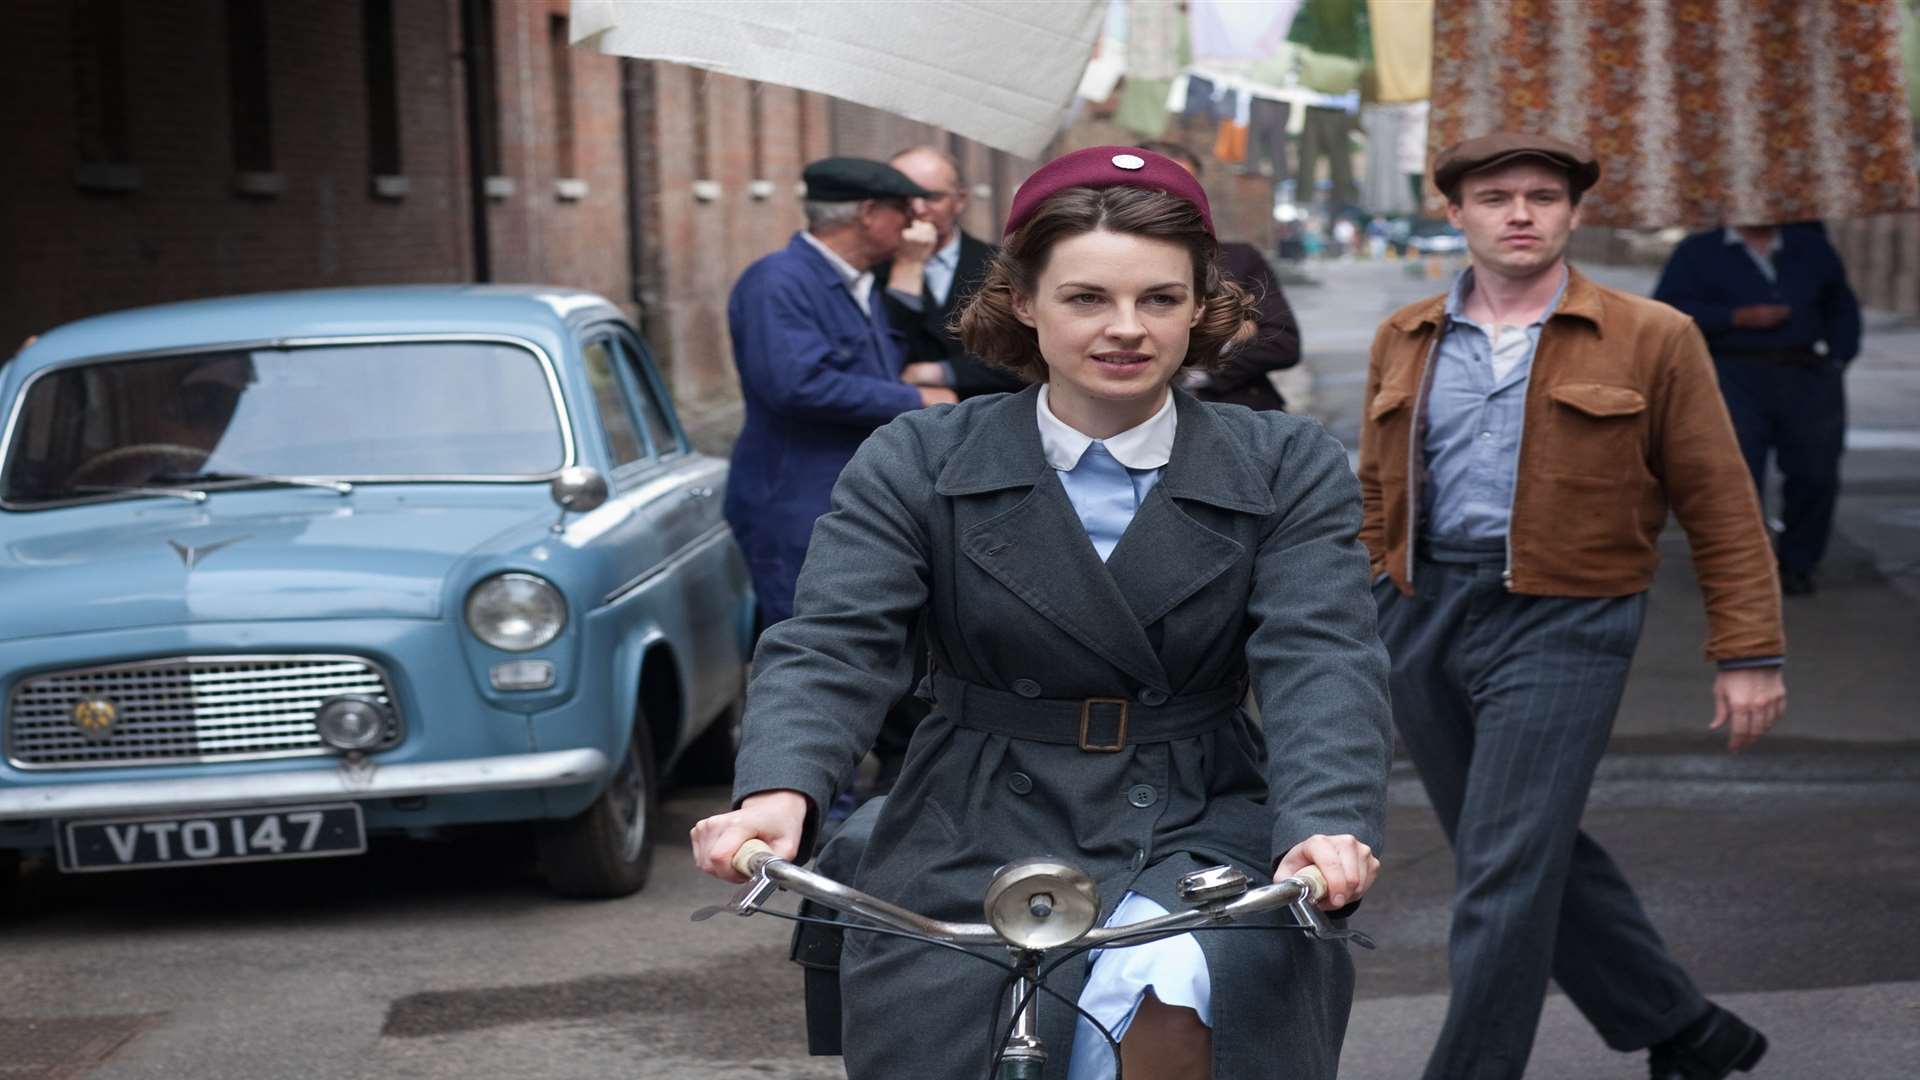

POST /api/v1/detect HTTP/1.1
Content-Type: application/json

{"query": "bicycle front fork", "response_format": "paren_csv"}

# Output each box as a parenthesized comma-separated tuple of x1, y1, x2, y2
(997, 951, 1047, 1080)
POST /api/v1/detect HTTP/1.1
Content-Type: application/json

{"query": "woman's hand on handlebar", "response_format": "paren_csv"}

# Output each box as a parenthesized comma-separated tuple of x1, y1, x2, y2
(1277, 833, 1379, 911)
(690, 789, 810, 884)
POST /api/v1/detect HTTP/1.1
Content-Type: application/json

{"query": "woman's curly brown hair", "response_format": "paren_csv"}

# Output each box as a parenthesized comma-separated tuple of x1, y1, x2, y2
(955, 186, 1259, 384)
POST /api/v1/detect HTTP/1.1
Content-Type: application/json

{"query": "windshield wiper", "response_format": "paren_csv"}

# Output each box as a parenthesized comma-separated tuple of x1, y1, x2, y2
(153, 471, 354, 495)
(72, 483, 209, 504)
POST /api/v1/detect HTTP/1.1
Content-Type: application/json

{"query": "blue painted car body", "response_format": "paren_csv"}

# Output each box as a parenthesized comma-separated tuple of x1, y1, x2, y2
(0, 286, 753, 894)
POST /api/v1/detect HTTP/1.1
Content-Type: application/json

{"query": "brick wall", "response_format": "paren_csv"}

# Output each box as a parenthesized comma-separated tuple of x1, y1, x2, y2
(1, 0, 482, 350)
(0, 0, 633, 354)
(2, 3, 1290, 444)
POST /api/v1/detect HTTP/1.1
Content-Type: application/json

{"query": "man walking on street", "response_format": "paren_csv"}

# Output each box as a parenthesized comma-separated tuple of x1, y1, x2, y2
(1654, 222, 1861, 595)
(1358, 132, 1786, 1080)
(875, 146, 1025, 399)
(725, 157, 958, 630)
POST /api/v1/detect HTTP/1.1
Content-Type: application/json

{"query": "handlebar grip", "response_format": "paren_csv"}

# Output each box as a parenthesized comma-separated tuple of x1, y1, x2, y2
(1294, 865, 1329, 904)
(731, 838, 776, 878)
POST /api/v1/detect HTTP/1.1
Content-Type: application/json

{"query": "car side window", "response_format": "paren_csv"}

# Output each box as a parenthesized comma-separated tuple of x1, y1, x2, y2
(581, 336, 645, 467)
(611, 331, 685, 459)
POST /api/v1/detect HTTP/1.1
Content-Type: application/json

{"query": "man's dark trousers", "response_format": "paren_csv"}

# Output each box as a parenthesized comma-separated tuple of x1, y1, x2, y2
(1714, 355, 1847, 576)
(1375, 549, 1710, 1079)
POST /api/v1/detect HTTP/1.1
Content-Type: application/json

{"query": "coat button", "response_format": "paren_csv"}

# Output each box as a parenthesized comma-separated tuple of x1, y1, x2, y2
(1007, 771, 1034, 795)
(1131, 848, 1146, 871)
(1012, 678, 1042, 698)
(1135, 687, 1168, 707)
(1127, 784, 1157, 808)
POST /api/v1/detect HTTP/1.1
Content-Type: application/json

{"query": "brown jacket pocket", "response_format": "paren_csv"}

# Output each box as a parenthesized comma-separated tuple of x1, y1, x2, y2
(1549, 382, 1647, 418)
(1367, 388, 1412, 421)
(1542, 382, 1652, 482)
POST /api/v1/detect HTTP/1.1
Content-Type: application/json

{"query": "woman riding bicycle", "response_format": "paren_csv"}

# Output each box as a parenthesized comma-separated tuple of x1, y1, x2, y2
(693, 146, 1392, 1079)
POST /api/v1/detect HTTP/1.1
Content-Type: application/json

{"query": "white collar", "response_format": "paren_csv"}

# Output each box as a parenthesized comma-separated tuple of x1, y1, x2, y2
(799, 230, 874, 309)
(1036, 384, 1177, 471)
(800, 231, 869, 285)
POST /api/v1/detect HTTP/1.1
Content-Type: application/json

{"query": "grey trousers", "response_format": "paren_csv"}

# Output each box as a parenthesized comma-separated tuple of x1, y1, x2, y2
(1374, 554, 1710, 1080)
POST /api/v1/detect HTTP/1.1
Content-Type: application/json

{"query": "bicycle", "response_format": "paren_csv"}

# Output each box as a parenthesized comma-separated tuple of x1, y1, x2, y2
(694, 838, 1377, 1079)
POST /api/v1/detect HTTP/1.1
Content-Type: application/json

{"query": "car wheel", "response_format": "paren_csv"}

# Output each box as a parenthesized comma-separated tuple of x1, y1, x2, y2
(676, 688, 744, 785)
(536, 719, 659, 898)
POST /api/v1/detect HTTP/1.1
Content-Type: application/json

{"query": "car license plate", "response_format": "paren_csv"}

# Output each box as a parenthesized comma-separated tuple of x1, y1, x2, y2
(58, 803, 366, 873)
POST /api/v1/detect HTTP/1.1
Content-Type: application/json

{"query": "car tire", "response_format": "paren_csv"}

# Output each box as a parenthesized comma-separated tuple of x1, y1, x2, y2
(536, 719, 659, 899)
(676, 691, 743, 785)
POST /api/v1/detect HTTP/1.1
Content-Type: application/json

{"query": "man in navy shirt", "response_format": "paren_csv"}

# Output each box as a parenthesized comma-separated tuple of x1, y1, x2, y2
(1655, 223, 1861, 594)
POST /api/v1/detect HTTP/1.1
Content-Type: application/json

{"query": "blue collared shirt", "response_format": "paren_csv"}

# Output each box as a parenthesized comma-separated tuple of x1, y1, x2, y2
(1421, 267, 1567, 544)
(923, 232, 962, 308)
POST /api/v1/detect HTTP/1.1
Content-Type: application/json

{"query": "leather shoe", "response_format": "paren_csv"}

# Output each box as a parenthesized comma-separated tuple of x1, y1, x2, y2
(1779, 569, 1815, 596)
(1648, 1004, 1768, 1079)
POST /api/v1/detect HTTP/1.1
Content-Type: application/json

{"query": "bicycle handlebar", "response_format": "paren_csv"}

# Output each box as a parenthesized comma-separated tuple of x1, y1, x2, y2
(727, 838, 1332, 949)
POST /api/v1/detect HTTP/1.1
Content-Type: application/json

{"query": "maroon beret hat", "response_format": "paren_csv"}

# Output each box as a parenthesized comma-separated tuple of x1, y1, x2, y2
(1432, 131, 1601, 198)
(1004, 145, 1214, 237)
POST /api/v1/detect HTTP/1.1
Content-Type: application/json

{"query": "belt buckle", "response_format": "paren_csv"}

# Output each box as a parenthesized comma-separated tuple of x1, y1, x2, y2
(1078, 697, 1129, 753)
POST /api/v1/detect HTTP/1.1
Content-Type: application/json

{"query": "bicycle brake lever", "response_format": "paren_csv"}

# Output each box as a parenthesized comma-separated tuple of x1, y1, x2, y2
(688, 872, 780, 922)
(1287, 895, 1378, 950)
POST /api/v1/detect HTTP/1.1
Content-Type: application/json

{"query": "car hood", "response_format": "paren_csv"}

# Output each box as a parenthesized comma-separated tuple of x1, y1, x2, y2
(0, 491, 550, 643)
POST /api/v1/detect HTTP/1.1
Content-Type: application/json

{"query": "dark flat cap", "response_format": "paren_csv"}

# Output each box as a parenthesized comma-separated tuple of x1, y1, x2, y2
(1432, 132, 1601, 197)
(1006, 145, 1213, 236)
(802, 157, 933, 202)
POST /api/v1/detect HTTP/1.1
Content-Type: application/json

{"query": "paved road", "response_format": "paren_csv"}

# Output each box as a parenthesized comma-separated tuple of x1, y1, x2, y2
(4, 773, 1917, 1078)
(5, 258, 1917, 1078)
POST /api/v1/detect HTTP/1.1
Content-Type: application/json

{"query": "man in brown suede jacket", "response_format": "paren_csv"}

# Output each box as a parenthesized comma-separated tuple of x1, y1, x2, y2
(1358, 132, 1785, 1080)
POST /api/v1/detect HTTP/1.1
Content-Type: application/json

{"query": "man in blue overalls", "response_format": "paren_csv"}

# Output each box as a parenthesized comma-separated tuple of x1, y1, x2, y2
(1655, 223, 1862, 595)
(725, 157, 958, 630)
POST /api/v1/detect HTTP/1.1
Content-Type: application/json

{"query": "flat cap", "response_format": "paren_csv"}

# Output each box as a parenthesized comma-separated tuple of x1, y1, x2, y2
(802, 157, 933, 203)
(1432, 131, 1601, 197)
(1006, 145, 1213, 237)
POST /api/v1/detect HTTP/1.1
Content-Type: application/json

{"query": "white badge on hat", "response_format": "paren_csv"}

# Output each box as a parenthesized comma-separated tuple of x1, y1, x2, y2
(1111, 154, 1146, 171)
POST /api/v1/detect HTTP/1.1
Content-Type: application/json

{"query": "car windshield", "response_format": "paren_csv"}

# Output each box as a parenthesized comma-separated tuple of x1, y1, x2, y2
(2, 341, 567, 505)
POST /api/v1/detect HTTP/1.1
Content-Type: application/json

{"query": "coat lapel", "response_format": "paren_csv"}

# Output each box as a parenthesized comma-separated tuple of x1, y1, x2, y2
(1104, 391, 1273, 629)
(940, 388, 1170, 690)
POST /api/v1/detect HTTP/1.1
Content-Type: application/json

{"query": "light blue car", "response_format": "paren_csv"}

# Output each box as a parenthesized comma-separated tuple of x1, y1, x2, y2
(0, 287, 753, 897)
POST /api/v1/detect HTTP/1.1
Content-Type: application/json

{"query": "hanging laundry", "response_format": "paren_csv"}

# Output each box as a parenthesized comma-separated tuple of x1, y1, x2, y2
(1212, 89, 1250, 163)
(1366, 0, 1432, 103)
(1188, 0, 1301, 61)
(1361, 102, 1425, 214)
(1126, 0, 1185, 81)
(1428, 0, 1917, 226)
(1115, 77, 1174, 137)
(1247, 97, 1293, 181)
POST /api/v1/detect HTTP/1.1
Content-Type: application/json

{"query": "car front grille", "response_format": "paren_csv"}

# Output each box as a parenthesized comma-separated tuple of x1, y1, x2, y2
(5, 656, 402, 770)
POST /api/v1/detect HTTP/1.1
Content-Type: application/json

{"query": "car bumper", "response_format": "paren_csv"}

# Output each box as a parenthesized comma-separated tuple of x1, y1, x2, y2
(0, 748, 608, 822)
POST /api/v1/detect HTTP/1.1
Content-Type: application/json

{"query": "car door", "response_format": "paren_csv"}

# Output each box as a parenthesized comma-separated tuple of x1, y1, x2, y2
(579, 323, 742, 734)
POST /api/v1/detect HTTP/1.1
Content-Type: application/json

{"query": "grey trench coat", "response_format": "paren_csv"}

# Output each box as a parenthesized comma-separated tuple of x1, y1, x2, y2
(732, 386, 1392, 1078)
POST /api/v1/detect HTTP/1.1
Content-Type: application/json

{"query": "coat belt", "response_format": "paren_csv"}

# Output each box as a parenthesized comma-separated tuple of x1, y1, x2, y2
(931, 672, 1242, 753)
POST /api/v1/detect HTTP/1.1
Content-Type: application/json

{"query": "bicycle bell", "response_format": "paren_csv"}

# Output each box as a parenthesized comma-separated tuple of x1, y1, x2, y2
(1176, 864, 1251, 905)
(984, 858, 1101, 949)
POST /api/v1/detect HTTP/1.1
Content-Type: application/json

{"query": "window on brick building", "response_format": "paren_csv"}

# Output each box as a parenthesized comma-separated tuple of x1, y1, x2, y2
(795, 88, 811, 160)
(463, 0, 504, 182)
(227, 0, 275, 177)
(748, 80, 765, 179)
(691, 70, 711, 181)
(548, 14, 576, 180)
(363, 0, 402, 181)
(73, 0, 137, 192)
(74, 0, 130, 165)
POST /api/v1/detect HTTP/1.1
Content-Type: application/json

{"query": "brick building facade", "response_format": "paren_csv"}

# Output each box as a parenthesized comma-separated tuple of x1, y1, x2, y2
(3, 1, 1279, 445)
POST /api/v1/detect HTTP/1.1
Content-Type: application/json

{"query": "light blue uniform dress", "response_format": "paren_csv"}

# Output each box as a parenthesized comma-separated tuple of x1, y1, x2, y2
(1035, 386, 1214, 1079)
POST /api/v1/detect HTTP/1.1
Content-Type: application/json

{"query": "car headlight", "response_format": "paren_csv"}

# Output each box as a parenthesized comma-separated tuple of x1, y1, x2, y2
(465, 572, 568, 651)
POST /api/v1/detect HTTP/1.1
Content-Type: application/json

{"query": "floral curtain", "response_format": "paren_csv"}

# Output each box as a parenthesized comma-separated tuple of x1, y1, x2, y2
(1427, 0, 1919, 227)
